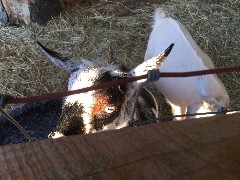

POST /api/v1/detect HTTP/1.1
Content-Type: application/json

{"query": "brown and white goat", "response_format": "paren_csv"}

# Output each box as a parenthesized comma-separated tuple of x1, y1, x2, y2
(37, 42, 172, 138)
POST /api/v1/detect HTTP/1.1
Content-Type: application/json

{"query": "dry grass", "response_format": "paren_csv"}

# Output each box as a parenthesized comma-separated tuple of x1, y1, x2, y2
(0, 0, 239, 113)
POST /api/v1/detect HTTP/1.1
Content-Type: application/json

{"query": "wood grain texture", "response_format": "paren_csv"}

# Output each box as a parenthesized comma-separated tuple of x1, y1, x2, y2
(0, 113, 240, 179)
(0, 0, 100, 25)
(0, 0, 8, 24)
(1, 0, 30, 24)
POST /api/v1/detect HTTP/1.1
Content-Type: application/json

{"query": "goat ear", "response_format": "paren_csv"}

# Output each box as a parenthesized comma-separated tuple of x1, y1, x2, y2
(37, 41, 82, 72)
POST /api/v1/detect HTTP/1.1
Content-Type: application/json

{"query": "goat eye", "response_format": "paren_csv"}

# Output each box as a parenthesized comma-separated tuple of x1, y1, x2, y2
(105, 107, 116, 113)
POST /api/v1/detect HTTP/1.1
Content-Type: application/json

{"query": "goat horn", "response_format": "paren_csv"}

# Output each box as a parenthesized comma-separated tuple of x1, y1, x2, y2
(156, 43, 174, 64)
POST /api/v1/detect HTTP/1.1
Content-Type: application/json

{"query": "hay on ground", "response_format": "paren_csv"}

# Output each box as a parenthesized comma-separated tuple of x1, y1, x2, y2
(0, 0, 239, 114)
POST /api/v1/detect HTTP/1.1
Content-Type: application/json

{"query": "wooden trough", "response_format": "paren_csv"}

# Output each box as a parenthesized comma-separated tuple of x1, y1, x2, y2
(0, 113, 240, 179)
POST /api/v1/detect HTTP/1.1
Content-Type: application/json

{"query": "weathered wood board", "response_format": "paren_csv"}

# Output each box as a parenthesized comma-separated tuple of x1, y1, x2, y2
(0, 113, 240, 179)
(0, 0, 8, 24)
(0, 0, 94, 25)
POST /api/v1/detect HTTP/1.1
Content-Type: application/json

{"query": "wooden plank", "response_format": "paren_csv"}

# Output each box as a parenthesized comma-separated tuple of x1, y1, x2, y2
(0, 113, 240, 179)
(1, 0, 31, 24)
(0, 0, 8, 25)
(0, 0, 94, 25)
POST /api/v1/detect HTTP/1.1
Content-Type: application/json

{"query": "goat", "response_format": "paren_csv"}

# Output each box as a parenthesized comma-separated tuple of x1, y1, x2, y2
(142, 8, 229, 120)
(37, 42, 173, 138)
(0, 42, 173, 145)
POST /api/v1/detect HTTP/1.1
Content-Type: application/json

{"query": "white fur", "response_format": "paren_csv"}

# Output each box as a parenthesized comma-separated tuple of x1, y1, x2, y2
(38, 41, 171, 137)
(144, 8, 229, 120)
(66, 66, 99, 133)
(65, 61, 129, 133)
(48, 131, 64, 139)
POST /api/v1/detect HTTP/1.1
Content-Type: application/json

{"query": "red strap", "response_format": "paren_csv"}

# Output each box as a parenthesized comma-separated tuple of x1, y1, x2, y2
(4, 66, 240, 105)
(160, 66, 240, 77)
(5, 75, 146, 105)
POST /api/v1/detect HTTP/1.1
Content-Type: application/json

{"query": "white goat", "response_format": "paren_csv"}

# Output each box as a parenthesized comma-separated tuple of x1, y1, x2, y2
(142, 8, 229, 119)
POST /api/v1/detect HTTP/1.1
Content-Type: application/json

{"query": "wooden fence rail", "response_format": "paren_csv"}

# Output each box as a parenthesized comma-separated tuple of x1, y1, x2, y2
(0, 113, 240, 179)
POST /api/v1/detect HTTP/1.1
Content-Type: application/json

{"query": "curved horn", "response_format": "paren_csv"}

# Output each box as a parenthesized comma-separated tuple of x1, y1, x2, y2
(156, 43, 174, 64)
(129, 43, 174, 80)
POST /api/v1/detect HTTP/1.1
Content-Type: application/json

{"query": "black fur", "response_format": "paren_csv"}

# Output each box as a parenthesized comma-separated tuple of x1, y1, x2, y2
(92, 71, 127, 130)
(37, 41, 69, 61)
(0, 99, 62, 146)
(50, 102, 85, 136)
(136, 95, 156, 123)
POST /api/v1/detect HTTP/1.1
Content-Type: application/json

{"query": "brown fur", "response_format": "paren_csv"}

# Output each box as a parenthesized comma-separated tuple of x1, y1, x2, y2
(91, 93, 115, 118)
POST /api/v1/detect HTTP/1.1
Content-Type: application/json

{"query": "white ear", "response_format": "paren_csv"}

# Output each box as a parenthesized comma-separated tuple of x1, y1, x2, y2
(37, 41, 82, 72)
